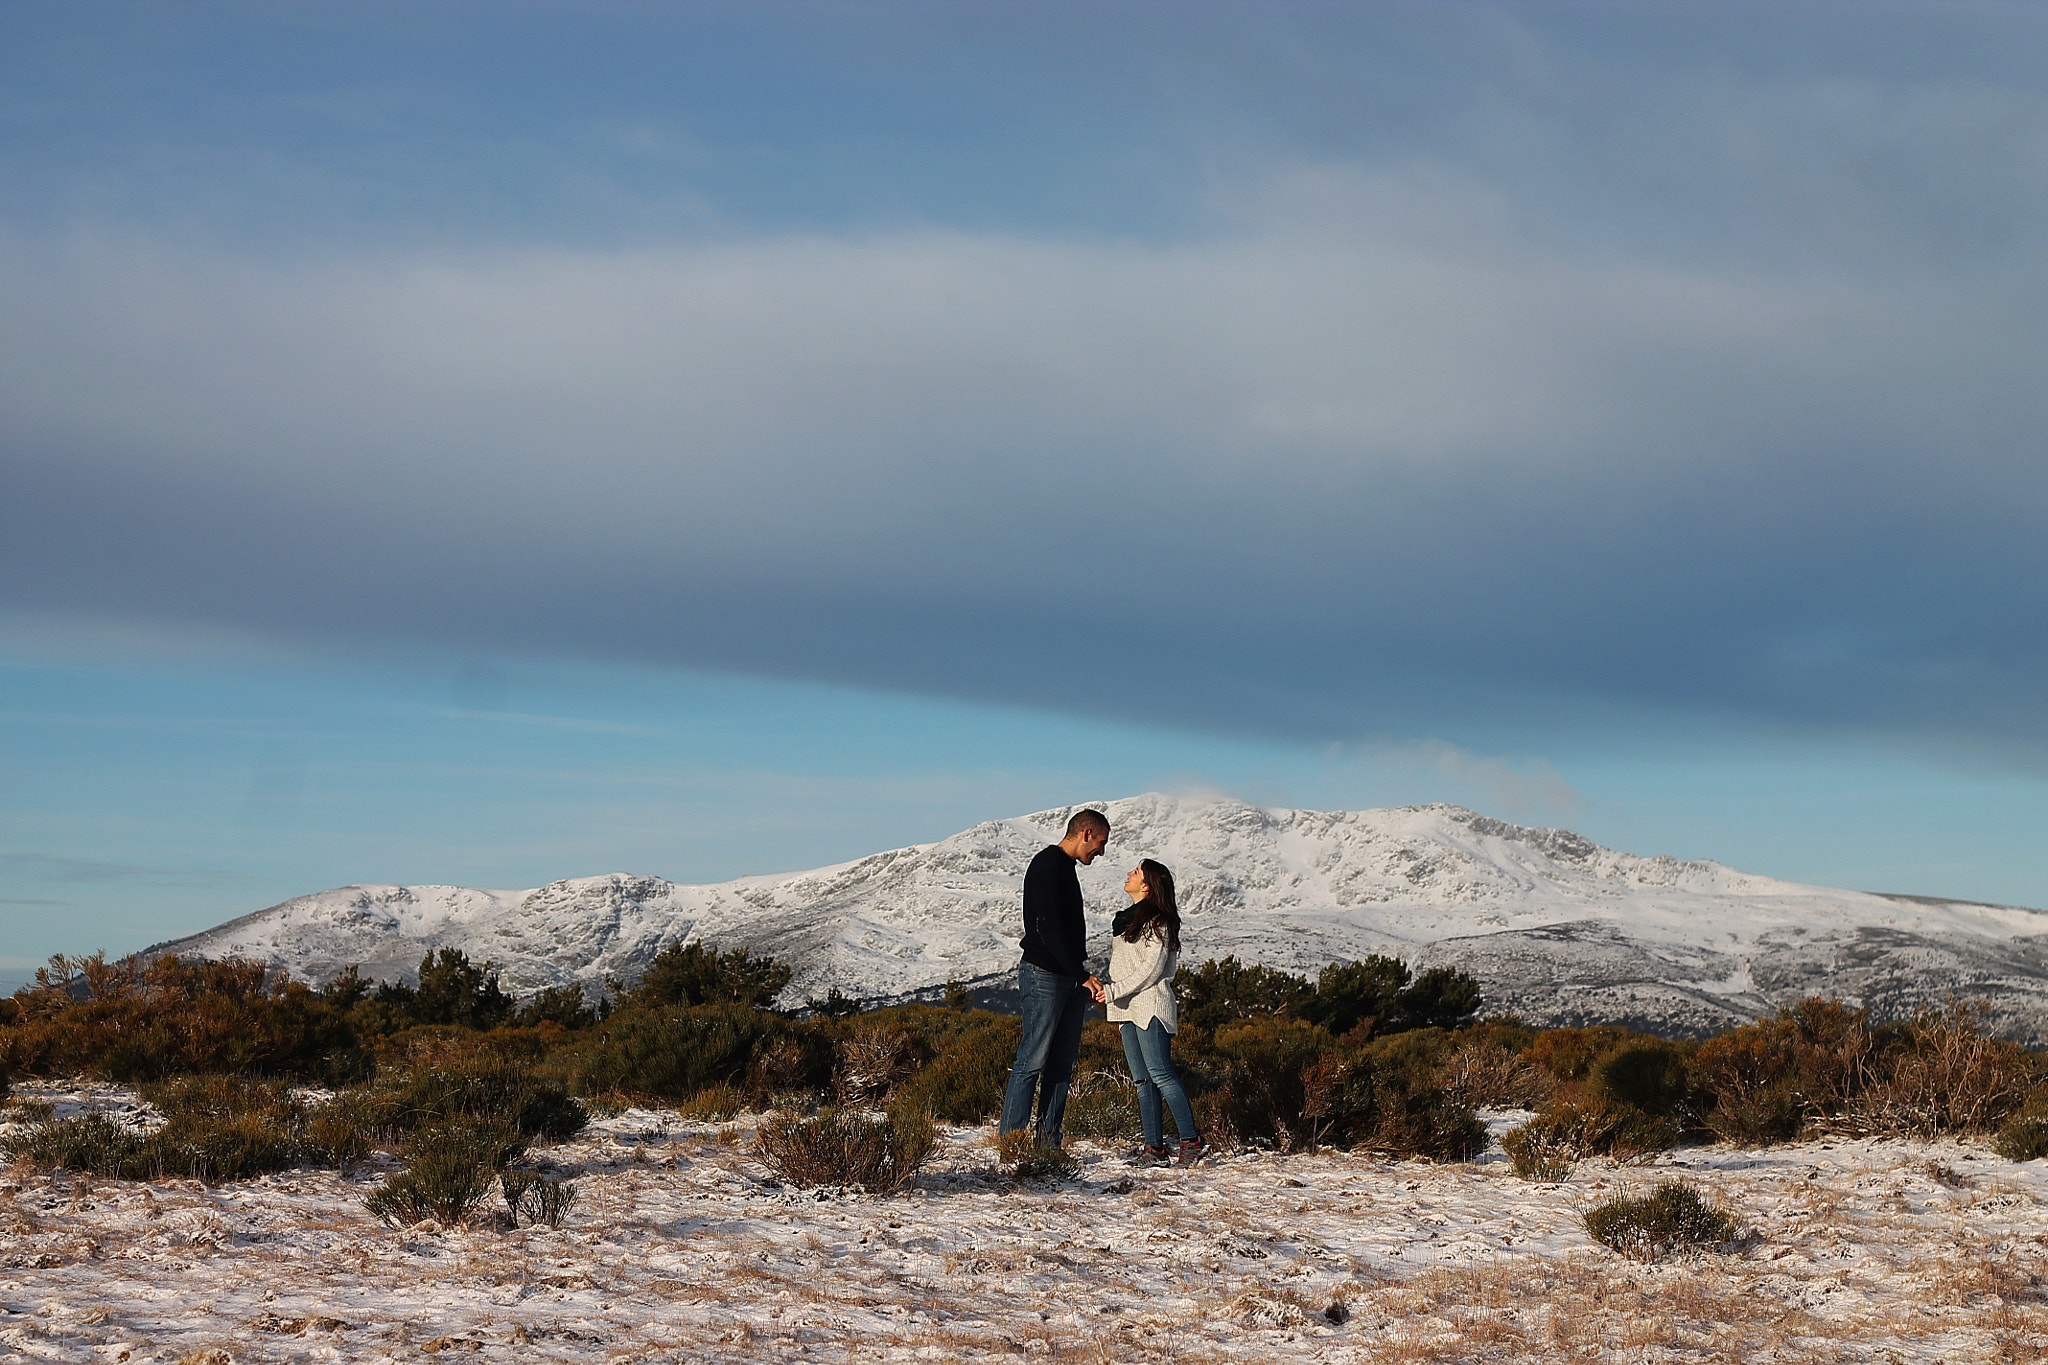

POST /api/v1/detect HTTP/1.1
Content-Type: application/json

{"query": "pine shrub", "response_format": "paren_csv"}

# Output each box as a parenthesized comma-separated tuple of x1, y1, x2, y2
(363, 1121, 524, 1227)
(1582, 1180, 1741, 1262)
(1439, 1042, 1553, 1111)
(1843, 999, 2030, 1138)
(5, 1112, 142, 1176)
(1501, 1099, 1675, 1180)
(1993, 1115, 2048, 1161)
(573, 1002, 788, 1100)
(994, 1129, 1080, 1182)
(752, 1106, 937, 1193)
(383, 1062, 587, 1140)
(500, 1169, 579, 1227)
(678, 1084, 746, 1122)
(892, 1016, 1019, 1123)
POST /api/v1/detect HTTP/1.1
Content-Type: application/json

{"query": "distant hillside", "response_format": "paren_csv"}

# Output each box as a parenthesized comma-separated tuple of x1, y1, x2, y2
(148, 794, 2048, 1040)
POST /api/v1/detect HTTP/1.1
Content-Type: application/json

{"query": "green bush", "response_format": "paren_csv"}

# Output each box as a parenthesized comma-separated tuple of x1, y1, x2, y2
(296, 1089, 385, 1166)
(893, 1015, 1019, 1124)
(752, 1106, 937, 1193)
(5, 1106, 305, 1182)
(1690, 998, 1879, 1145)
(152, 1110, 301, 1182)
(363, 1121, 525, 1227)
(1994, 1116, 2048, 1161)
(383, 1063, 587, 1140)
(5, 1112, 142, 1176)
(1592, 1041, 1696, 1121)
(630, 941, 793, 1010)
(1301, 957, 1411, 1037)
(1205, 1017, 1340, 1150)
(1194, 1019, 1483, 1160)
(994, 1129, 1081, 1182)
(514, 983, 598, 1030)
(1060, 1071, 1140, 1142)
(1500, 1099, 1675, 1180)
(500, 1170, 578, 1227)
(1582, 1180, 1741, 1262)
(573, 1003, 790, 1100)
(678, 1084, 746, 1122)
(1177, 958, 1316, 1033)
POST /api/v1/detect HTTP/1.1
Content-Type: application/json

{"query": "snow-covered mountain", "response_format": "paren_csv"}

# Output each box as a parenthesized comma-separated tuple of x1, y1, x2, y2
(147, 795, 2048, 1039)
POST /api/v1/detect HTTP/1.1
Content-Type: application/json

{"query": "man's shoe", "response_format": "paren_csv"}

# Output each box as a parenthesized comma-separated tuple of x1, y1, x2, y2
(1176, 1136, 1211, 1168)
(1126, 1144, 1172, 1167)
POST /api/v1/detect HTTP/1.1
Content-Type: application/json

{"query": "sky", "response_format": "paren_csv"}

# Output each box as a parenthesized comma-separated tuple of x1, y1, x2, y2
(5, 1, 2048, 991)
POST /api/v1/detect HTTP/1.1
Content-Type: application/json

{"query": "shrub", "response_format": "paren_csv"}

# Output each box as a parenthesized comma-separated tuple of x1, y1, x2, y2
(1439, 1042, 1553, 1111)
(1060, 1070, 1140, 1142)
(5, 1105, 304, 1182)
(893, 1015, 1019, 1124)
(1993, 1115, 2048, 1161)
(1205, 1017, 1340, 1150)
(500, 1170, 579, 1227)
(5, 1112, 142, 1176)
(1301, 957, 1411, 1037)
(1844, 999, 2030, 1138)
(408, 949, 516, 1030)
(1393, 966, 1484, 1033)
(573, 1003, 789, 1100)
(1500, 1099, 1675, 1180)
(0, 954, 365, 1083)
(630, 941, 793, 1010)
(363, 1122, 524, 1227)
(301, 1090, 380, 1167)
(514, 983, 598, 1030)
(832, 1023, 925, 1106)
(1591, 1041, 1697, 1123)
(1688, 999, 1881, 1145)
(994, 1129, 1080, 1182)
(1582, 1180, 1741, 1262)
(149, 1110, 301, 1182)
(1522, 1026, 1644, 1086)
(752, 1106, 937, 1193)
(1177, 958, 1316, 1033)
(678, 1084, 746, 1122)
(382, 1063, 587, 1140)
(1363, 1077, 1489, 1162)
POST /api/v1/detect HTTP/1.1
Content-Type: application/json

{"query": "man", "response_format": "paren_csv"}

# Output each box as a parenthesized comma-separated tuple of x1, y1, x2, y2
(999, 807, 1110, 1149)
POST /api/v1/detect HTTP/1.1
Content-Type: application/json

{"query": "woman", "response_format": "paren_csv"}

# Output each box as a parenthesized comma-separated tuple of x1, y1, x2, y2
(1105, 858, 1207, 1167)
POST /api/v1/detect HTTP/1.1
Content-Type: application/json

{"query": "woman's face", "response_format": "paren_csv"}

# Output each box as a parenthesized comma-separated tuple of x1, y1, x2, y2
(1124, 865, 1148, 899)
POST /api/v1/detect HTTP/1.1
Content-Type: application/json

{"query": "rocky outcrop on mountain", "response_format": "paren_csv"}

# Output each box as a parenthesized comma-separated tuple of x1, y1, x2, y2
(146, 794, 2048, 1040)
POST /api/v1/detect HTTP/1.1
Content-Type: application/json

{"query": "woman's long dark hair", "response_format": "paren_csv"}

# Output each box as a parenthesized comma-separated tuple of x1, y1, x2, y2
(1120, 858, 1181, 954)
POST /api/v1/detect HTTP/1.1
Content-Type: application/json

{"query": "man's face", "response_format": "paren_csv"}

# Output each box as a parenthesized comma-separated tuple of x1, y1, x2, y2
(1076, 827, 1109, 865)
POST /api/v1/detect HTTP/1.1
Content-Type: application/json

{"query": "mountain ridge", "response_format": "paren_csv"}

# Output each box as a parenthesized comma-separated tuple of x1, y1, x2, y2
(145, 794, 2048, 1040)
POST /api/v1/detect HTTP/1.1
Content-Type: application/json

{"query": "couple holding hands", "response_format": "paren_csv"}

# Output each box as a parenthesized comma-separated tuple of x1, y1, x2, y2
(998, 808, 1207, 1168)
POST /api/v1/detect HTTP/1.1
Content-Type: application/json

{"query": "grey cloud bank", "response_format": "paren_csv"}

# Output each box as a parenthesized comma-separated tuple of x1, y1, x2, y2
(4, 6, 2048, 764)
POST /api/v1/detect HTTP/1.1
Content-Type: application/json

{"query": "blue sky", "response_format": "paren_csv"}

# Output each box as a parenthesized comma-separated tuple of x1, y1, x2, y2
(6, 2, 2048, 990)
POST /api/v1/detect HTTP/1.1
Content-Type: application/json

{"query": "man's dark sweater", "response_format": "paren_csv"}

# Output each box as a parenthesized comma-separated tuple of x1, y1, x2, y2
(1020, 844, 1088, 979)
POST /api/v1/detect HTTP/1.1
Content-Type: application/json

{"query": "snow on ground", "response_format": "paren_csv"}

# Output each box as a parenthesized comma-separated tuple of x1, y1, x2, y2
(3, 1084, 2046, 1363)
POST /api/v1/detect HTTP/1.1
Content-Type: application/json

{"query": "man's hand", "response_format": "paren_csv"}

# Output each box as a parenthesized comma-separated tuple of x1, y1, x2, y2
(1085, 974, 1107, 1005)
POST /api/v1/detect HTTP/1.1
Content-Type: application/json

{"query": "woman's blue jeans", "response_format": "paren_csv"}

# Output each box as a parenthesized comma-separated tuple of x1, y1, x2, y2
(999, 961, 1094, 1147)
(1119, 1019, 1197, 1149)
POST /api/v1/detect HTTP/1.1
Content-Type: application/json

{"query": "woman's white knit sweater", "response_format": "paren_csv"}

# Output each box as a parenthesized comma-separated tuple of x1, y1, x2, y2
(1105, 926, 1178, 1033)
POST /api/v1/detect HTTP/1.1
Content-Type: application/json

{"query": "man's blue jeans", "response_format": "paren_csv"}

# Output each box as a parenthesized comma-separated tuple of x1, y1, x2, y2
(1119, 1018, 1197, 1150)
(999, 961, 1093, 1147)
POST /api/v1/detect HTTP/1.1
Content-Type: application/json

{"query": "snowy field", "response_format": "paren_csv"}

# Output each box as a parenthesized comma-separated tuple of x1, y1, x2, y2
(4, 1083, 2046, 1363)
